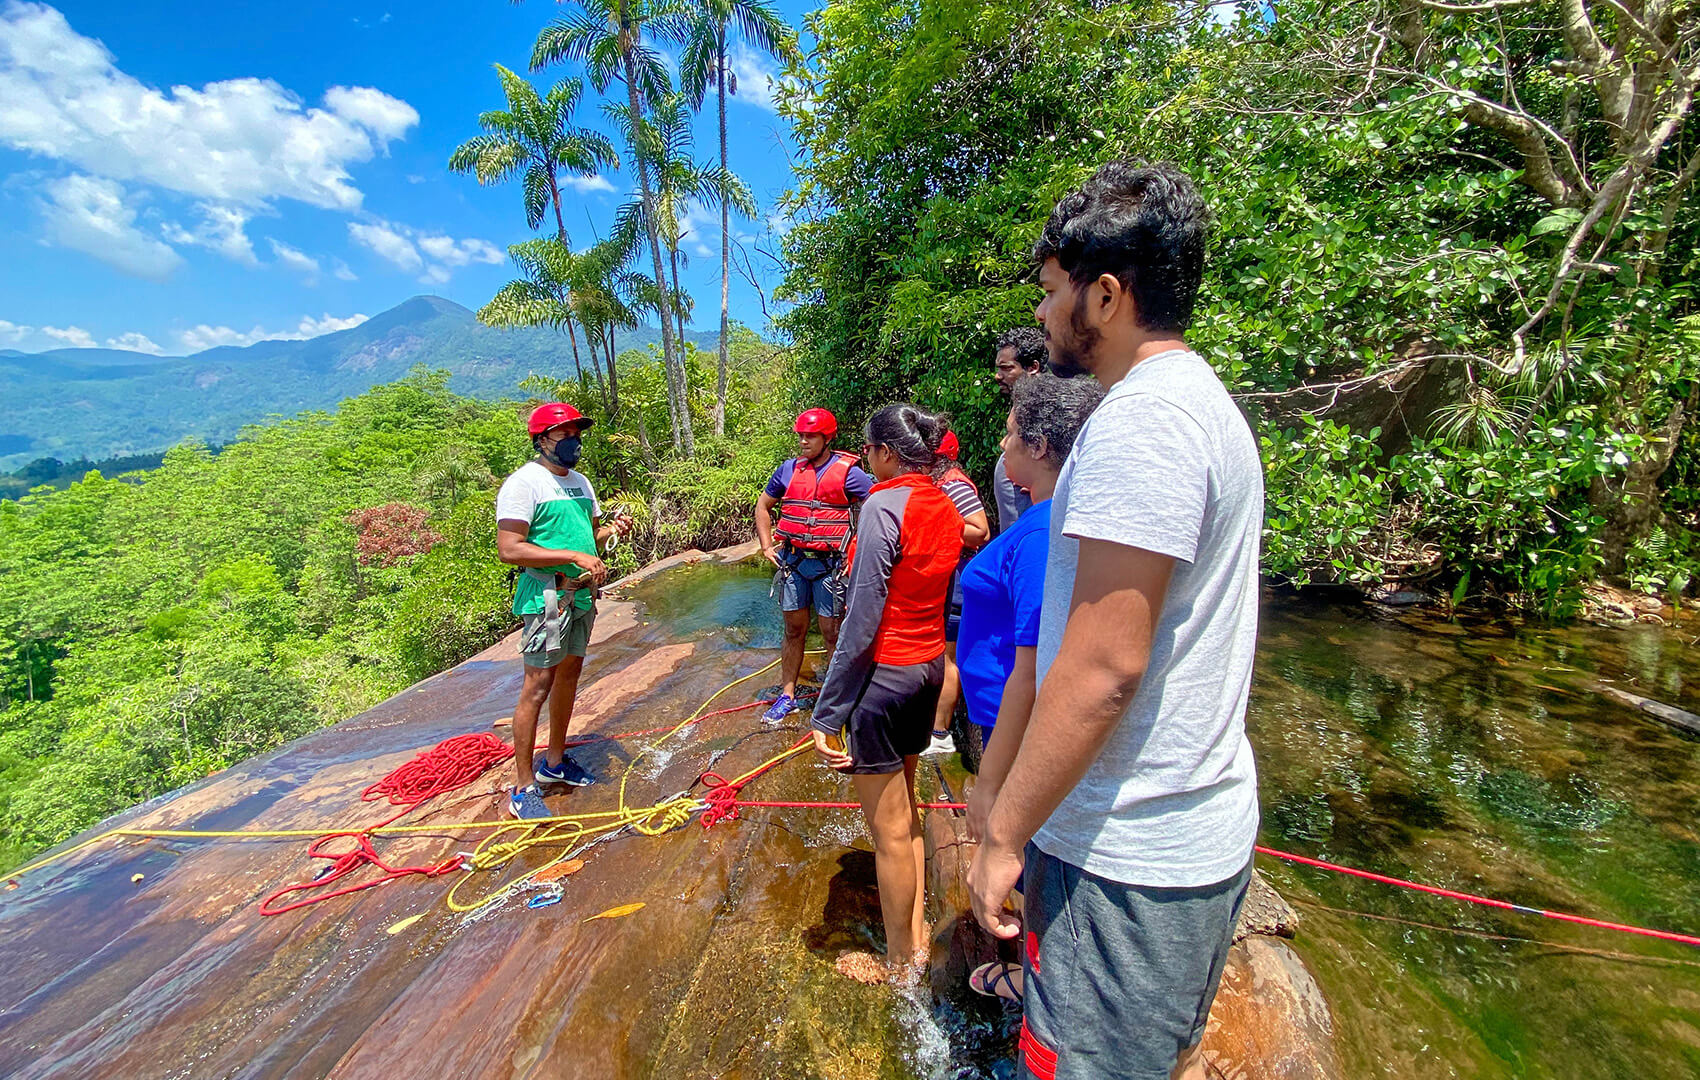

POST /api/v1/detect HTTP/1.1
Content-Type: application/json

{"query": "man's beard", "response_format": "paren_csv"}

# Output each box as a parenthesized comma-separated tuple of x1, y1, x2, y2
(1046, 291, 1100, 379)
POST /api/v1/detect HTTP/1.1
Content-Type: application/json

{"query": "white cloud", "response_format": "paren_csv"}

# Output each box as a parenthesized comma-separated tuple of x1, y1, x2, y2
(728, 45, 784, 112)
(562, 173, 615, 194)
(161, 203, 257, 265)
(0, 319, 30, 344)
(42, 324, 95, 348)
(349, 220, 422, 272)
(40, 173, 183, 280)
(0, 2, 418, 211)
(177, 311, 368, 352)
(677, 197, 757, 260)
(332, 259, 357, 282)
(417, 233, 503, 267)
(349, 218, 502, 282)
(106, 331, 164, 354)
(268, 238, 320, 278)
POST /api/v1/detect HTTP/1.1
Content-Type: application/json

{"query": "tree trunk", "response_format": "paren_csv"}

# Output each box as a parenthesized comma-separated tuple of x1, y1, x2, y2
(715, 30, 731, 438)
(1590, 388, 1691, 577)
(601, 329, 621, 419)
(621, 28, 694, 457)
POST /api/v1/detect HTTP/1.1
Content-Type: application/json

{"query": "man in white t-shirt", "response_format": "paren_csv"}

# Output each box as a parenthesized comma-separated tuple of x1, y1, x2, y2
(967, 161, 1263, 1080)
(495, 402, 631, 820)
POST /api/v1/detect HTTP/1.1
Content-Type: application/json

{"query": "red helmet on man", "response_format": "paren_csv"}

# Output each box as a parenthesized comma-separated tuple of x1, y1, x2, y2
(794, 408, 837, 438)
(528, 402, 593, 435)
(938, 430, 960, 459)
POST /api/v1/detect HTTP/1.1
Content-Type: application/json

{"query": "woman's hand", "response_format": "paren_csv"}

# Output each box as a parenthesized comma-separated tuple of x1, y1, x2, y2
(811, 729, 853, 771)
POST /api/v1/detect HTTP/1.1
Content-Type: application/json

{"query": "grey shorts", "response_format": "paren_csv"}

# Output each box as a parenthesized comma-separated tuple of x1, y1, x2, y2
(1018, 844, 1251, 1080)
(775, 553, 846, 618)
(519, 602, 596, 667)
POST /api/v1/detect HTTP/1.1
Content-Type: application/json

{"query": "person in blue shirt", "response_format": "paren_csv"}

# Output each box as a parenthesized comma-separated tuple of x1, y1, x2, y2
(957, 374, 1102, 1004)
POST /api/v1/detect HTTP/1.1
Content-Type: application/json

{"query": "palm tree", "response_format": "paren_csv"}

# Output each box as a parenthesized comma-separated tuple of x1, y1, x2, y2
(449, 66, 617, 386)
(680, 0, 796, 435)
(605, 94, 756, 355)
(534, 0, 698, 457)
(479, 239, 617, 416)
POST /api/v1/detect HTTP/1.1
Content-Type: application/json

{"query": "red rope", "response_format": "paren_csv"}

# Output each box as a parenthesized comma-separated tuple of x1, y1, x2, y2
(261, 703, 773, 915)
(1252, 845, 1700, 949)
(715, 794, 1700, 950)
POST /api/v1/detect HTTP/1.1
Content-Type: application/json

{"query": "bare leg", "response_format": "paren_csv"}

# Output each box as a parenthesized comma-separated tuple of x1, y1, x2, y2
(902, 755, 926, 955)
(818, 613, 842, 672)
(510, 664, 557, 788)
(932, 641, 960, 735)
(852, 768, 926, 965)
(542, 654, 586, 766)
(780, 608, 810, 697)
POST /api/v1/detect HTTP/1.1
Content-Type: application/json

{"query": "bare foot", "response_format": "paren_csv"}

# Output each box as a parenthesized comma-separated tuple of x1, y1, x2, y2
(835, 951, 888, 984)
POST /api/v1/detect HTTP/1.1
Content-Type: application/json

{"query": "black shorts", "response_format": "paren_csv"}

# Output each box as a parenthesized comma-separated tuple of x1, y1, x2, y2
(843, 656, 945, 774)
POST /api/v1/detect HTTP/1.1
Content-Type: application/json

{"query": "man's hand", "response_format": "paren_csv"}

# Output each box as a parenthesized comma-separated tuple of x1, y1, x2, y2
(762, 544, 783, 570)
(810, 729, 852, 770)
(965, 777, 999, 844)
(610, 512, 635, 538)
(573, 553, 608, 585)
(968, 838, 1024, 939)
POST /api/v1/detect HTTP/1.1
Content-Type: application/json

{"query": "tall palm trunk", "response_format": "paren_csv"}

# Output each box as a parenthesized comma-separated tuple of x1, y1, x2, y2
(669, 244, 689, 354)
(715, 28, 731, 437)
(620, 19, 694, 457)
(548, 177, 602, 414)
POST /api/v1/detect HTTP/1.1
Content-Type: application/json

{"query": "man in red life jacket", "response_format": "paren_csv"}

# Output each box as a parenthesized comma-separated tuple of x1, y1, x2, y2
(755, 408, 874, 724)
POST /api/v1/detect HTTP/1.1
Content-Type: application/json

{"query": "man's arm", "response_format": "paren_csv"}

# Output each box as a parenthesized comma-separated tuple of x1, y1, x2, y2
(755, 492, 782, 567)
(497, 520, 606, 581)
(964, 645, 1036, 842)
(969, 538, 1173, 936)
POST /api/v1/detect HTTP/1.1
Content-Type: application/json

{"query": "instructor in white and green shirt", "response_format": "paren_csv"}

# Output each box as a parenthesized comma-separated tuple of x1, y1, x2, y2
(496, 401, 632, 820)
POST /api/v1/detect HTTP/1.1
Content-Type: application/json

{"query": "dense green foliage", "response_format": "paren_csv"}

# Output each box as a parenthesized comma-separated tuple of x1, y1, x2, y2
(778, 0, 1700, 613)
(0, 373, 522, 868)
(0, 331, 795, 869)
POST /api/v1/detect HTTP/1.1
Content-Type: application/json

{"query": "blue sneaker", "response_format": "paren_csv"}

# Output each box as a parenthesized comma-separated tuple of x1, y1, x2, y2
(534, 752, 596, 787)
(762, 693, 797, 728)
(510, 784, 552, 820)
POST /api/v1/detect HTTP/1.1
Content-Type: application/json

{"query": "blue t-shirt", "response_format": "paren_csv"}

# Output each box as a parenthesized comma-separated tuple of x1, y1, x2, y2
(956, 499, 1051, 729)
(764, 454, 875, 501)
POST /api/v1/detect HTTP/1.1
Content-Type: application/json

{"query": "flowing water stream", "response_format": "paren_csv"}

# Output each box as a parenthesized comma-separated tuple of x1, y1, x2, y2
(633, 562, 1700, 1078)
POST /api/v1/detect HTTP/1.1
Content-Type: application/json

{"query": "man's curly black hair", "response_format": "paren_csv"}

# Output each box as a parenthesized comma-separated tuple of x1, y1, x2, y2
(994, 326, 1048, 373)
(1032, 159, 1211, 333)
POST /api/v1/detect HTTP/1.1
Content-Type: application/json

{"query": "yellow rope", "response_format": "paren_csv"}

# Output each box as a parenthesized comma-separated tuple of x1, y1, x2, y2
(10, 649, 830, 919)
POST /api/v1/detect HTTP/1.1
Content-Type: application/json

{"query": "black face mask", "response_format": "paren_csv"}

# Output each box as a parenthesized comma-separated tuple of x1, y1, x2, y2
(542, 434, 582, 468)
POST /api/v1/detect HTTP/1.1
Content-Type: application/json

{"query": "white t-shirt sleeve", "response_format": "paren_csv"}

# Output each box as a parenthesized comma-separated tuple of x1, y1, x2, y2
(1061, 394, 1209, 564)
(495, 469, 538, 525)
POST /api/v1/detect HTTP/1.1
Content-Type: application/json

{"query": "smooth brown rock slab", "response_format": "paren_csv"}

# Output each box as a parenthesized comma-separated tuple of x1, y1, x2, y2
(1202, 935, 1346, 1080)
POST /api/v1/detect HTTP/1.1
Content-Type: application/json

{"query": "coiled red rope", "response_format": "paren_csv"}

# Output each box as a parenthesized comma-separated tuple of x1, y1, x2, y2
(260, 703, 774, 915)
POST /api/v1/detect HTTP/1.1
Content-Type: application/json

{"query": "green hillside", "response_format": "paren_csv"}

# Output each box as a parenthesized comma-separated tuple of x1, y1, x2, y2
(0, 297, 717, 469)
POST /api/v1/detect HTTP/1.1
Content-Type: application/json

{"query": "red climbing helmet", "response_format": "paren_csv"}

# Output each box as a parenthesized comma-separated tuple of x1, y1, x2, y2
(794, 408, 838, 437)
(938, 430, 960, 459)
(528, 402, 593, 435)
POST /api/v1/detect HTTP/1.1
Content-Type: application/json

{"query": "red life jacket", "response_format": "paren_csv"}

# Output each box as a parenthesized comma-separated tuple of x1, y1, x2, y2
(774, 451, 859, 552)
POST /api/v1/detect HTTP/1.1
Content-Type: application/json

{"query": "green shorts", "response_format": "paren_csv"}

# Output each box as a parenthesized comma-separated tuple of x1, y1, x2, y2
(519, 603, 596, 667)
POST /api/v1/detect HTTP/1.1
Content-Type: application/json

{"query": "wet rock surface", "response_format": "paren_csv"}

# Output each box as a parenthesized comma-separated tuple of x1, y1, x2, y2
(1, 548, 1341, 1079)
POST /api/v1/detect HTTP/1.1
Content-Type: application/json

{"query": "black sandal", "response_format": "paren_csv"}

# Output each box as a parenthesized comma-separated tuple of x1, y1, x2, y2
(969, 961, 1023, 1004)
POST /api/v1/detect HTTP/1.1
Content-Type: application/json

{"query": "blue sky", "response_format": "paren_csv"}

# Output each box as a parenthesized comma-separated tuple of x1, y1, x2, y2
(0, 0, 809, 355)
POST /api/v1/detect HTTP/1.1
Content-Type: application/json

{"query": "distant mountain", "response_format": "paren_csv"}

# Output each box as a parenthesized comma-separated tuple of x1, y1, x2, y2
(0, 297, 716, 469)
